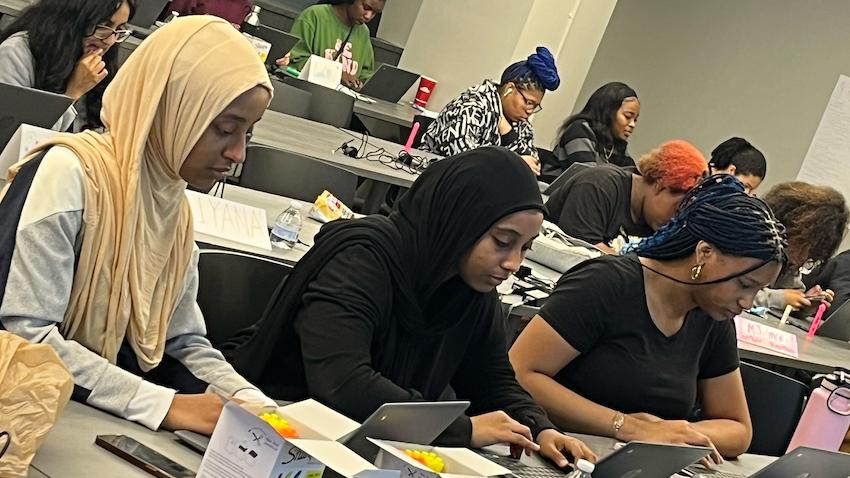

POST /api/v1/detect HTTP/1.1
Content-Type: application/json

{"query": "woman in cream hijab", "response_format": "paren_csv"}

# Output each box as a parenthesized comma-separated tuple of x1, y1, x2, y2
(0, 16, 273, 435)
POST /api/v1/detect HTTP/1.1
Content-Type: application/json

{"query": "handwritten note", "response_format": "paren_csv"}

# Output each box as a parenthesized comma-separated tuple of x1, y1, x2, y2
(186, 190, 272, 251)
(734, 316, 799, 358)
(797, 74, 850, 203)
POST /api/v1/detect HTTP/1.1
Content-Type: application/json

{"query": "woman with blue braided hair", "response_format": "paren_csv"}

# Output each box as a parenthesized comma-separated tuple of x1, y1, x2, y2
(510, 175, 787, 461)
(420, 47, 560, 176)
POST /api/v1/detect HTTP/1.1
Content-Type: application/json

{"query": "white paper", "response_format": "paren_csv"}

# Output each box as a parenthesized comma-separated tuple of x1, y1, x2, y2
(186, 190, 272, 250)
(0, 124, 57, 176)
(301, 54, 343, 89)
(797, 74, 850, 204)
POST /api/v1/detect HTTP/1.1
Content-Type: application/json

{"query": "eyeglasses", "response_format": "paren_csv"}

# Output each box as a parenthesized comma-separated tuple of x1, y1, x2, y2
(88, 24, 132, 43)
(800, 258, 823, 275)
(516, 88, 543, 114)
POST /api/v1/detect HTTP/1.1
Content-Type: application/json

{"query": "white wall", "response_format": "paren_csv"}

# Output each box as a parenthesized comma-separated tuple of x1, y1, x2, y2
(376, 0, 423, 47)
(579, 0, 850, 194)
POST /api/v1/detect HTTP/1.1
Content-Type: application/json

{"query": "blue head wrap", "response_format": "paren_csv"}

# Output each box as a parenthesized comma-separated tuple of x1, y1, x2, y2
(500, 46, 560, 91)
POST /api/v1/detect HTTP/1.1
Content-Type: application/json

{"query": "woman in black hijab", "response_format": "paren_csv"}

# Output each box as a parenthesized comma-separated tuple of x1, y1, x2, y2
(223, 147, 595, 466)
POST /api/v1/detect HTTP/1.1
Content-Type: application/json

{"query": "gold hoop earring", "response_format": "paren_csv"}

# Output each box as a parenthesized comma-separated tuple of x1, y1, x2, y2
(690, 264, 703, 281)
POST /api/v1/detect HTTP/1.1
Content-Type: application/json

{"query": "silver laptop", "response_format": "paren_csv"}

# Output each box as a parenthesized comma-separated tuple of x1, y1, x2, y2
(359, 65, 420, 104)
(479, 441, 710, 478)
(542, 162, 593, 195)
(0, 83, 73, 147)
(175, 400, 469, 458)
(688, 446, 850, 478)
(129, 0, 171, 32)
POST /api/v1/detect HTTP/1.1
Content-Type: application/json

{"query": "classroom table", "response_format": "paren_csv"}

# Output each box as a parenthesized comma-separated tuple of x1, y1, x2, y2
(354, 98, 418, 128)
(250, 110, 439, 213)
(30, 401, 202, 478)
(737, 311, 850, 373)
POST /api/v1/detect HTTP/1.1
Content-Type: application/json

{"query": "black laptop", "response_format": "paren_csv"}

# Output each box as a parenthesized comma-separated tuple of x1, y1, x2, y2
(255, 25, 301, 70)
(129, 0, 171, 37)
(687, 446, 850, 477)
(359, 64, 420, 103)
(0, 83, 73, 149)
(816, 298, 850, 341)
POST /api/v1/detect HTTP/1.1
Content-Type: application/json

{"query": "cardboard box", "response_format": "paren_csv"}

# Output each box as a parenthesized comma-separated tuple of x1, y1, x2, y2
(371, 439, 511, 478)
(197, 400, 385, 478)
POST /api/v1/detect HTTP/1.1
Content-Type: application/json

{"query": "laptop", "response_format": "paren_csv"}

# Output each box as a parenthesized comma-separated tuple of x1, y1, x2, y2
(685, 446, 850, 477)
(175, 400, 469, 459)
(541, 162, 593, 196)
(0, 83, 73, 148)
(255, 25, 301, 69)
(816, 298, 850, 341)
(358, 64, 420, 103)
(479, 441, 711, 478)
(129, 0, 171, 36)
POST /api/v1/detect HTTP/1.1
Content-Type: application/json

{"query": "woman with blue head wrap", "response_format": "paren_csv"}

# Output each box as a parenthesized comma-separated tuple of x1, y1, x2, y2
(420, 46, 560, 176)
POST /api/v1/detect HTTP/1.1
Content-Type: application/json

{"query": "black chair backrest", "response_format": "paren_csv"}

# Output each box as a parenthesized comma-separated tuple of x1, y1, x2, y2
(196, 250, 291, 348)
(240, 145, 358, 204)
(281, 77, 354, 128)
(740, 361, 810, 456)
(269, 78, 312, 119)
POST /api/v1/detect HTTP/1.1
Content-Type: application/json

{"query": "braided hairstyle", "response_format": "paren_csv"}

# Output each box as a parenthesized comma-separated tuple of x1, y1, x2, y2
(709, 137, 767, 179)
(623, 175, 787, 274)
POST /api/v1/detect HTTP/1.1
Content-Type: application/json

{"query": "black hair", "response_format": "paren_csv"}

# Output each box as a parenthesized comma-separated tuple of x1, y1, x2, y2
(557, 81, 637, 152)
(710, 137, 767, 179)
(624, 175, 787, 273)
(0, 0, 136, 129)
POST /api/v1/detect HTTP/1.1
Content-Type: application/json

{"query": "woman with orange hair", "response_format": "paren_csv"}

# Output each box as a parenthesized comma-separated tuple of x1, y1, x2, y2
(545, 140, 708, 254)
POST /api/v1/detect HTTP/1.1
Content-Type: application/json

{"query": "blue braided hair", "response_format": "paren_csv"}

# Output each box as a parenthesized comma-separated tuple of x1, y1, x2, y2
(623, 175, 787, 264)
(500, 46, 560, 92)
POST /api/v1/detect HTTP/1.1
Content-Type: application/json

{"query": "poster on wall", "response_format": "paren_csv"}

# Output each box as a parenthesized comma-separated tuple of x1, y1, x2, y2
(797, 74, 850, 203)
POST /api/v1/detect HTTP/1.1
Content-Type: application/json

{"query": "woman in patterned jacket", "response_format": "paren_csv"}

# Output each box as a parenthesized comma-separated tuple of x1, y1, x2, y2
(420, 46, 560, 176)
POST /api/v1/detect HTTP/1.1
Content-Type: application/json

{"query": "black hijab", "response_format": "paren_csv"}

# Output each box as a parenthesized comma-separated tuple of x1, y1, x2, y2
(223, 146, 545, 385)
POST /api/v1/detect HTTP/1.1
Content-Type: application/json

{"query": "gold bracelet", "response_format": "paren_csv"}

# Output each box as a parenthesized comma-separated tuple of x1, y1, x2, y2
(612, 411, 625, 438)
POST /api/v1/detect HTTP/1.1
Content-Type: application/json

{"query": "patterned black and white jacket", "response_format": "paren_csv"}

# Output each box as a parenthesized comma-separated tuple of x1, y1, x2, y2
(420, 80, 537, 158)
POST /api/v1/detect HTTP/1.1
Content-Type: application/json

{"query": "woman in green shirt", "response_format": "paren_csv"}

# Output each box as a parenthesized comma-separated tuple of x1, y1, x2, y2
(286, 0, 384, 89)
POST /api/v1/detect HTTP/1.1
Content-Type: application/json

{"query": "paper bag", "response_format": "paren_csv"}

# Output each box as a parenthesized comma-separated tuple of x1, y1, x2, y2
(0, 332, 73, 477)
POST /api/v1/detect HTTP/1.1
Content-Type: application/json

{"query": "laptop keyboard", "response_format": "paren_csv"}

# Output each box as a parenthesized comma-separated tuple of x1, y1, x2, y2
(682, 466, 746, 478)
(474, 451, 570, 478)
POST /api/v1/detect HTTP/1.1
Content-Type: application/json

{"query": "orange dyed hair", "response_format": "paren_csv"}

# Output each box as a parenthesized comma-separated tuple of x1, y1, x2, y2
(638, 140, 708, 193)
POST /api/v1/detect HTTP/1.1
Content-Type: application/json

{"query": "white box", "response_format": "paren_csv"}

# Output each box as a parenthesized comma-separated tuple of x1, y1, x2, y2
(370, 439, 511, 478)
(197, 400, 381, 478)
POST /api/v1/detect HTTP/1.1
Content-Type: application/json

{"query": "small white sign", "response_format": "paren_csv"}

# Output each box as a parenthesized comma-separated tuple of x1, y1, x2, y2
(300, 54, 343, 90)
(186, 190, 272, 251)
(0, 124, 58, 177)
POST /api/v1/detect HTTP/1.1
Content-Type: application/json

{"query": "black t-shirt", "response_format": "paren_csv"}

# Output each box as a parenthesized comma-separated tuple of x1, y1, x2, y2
(544, 165, 653, 245)
(538, 254, 740, 420)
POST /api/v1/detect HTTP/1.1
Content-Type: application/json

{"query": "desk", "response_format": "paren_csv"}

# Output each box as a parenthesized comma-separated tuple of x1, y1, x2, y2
(31, 401, 202, 478)
(354, 99, 418, 143)
(737, 312, 850, 373)
(193, 185, 322, 265)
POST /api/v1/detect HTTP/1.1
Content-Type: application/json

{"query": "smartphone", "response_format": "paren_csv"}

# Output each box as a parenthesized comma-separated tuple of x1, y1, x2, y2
(95, 434, 196, 478)
(804, 294, 828, 307)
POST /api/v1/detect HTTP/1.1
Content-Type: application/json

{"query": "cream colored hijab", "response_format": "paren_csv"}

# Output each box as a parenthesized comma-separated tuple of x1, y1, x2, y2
(4, 16, 272, 370)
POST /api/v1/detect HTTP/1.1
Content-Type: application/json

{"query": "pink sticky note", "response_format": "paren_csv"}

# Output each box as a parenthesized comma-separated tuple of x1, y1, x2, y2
(734, 316, 799, 358)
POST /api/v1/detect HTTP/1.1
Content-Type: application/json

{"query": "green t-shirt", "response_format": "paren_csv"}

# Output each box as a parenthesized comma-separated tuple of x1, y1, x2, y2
(289, 4, 375, 82)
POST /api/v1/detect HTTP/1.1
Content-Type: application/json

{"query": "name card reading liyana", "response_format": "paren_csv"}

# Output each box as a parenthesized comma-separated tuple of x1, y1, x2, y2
(734, 316, 799, 358)
(186, 190, 272, 251)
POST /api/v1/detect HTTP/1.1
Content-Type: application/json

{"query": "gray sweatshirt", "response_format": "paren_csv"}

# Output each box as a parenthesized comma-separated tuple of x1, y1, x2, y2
(0, 146, 270, 429)
(0, 31, 78, 131)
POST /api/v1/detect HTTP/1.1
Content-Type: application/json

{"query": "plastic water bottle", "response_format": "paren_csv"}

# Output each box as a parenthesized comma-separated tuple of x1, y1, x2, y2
(787, 372, 850, 452)
(565, 459, 594, 478)
(241, 5, 261, 35)
(270, 201, 302, 250)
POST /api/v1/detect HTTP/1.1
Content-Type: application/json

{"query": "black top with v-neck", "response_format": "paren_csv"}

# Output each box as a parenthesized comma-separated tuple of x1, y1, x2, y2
(538, 254, 739, 419)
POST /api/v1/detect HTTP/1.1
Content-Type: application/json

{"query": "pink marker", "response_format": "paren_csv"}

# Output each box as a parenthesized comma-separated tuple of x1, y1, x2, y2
(807, 302, 827, 338)
(404, 121, 421, 153)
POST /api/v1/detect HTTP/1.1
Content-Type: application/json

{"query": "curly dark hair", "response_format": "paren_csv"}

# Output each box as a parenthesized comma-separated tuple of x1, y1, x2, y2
(763, 182, 849, 262)
(0, 0, 136, 129)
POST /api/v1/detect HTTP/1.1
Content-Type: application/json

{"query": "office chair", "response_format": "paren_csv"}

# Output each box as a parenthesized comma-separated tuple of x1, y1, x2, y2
(280, 77, 355, 128)
(740, 361, 810, 456)
(240, 145, 358, 204)
(196, 250, 292, 348)
(269, 78, 312, 119)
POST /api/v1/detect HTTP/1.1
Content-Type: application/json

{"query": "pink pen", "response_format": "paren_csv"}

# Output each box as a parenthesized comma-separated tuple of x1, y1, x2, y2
(807, 303, 827, 338)
(404, 122, 421, 153)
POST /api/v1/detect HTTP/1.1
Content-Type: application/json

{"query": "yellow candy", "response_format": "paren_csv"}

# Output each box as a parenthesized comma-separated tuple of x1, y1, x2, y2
(404, 449, 445, 473)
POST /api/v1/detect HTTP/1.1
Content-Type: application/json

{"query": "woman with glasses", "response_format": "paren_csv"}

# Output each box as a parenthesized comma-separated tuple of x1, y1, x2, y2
(549, 82, 640, 178)
(753, 182, 849, 314)
(420, 47, 560, 176)
(511, 175, 788, 461)
(0, 0, 134, 132)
